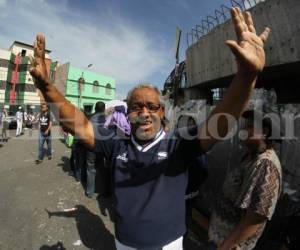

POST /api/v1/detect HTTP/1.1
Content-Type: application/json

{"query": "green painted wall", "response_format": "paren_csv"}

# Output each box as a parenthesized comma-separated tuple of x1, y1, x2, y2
(65, 65, 116, 111)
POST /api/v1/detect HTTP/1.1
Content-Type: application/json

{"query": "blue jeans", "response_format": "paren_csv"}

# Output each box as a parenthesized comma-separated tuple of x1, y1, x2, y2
(86, 150, 107, 196)
(72, 142, 86, 182)
(86, 150, 97, 195)
(38, 132, 52, 160)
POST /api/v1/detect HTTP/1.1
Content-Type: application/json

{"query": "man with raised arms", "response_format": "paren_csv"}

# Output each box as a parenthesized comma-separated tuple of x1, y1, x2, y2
(30, 7, 270, 250)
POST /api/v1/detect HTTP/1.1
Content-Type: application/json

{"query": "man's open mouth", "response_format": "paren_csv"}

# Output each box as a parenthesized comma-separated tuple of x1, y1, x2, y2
(138, 121, 152, 129)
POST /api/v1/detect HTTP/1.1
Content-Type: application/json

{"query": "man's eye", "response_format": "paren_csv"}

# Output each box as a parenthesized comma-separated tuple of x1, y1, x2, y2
(130, 105, 141, 110)
(148, 104, 160, 110)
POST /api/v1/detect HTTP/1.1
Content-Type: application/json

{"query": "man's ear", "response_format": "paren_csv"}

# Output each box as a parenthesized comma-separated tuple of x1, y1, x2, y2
(160, 106, 165, 119)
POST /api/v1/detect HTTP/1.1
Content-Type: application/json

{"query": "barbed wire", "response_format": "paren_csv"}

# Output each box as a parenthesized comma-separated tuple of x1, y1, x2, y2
(187, 0, 264, 46)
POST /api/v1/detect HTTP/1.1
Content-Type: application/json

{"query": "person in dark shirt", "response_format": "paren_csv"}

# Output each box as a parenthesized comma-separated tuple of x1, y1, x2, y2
(30, 7, 271, 249)
(70, 110, 89, 183)
(1, 107, 8, 142)
(35, 103, 52, 164)
(86, 101, 106, 198)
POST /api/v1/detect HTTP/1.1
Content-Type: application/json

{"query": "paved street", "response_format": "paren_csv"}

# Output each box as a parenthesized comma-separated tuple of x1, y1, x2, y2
(0, 127, 115, 250)
(0, 126, 201, 250)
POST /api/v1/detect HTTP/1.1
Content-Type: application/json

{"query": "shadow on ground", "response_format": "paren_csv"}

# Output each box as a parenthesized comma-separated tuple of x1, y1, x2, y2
(57, 156, 71, 173)
(97, 195, 115, 223)
(45, 205, 116, 250)
(39, 241, 66, 250)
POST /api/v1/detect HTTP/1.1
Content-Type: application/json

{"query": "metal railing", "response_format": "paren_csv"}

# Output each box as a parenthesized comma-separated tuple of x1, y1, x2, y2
(187, 0, 264, 46)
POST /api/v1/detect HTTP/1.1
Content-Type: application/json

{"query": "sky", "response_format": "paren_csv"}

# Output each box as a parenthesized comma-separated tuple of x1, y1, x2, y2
(0, 0, 254, 99)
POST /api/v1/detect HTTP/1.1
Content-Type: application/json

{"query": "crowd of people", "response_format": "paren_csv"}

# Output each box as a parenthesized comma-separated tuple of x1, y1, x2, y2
(0, 104, 54, 165)
(0, 106, 42, 141)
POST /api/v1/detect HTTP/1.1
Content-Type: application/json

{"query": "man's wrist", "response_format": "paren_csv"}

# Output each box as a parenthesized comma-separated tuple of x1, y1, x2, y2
(236, 70, 258, 80)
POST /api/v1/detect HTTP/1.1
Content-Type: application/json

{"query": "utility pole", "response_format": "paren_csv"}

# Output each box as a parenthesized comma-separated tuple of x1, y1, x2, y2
(78, 64, 93, 109)
(174, 27, 182, 106)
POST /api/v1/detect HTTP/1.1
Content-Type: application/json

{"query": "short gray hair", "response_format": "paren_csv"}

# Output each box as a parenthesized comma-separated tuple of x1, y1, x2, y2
(126, 83, 165, 106)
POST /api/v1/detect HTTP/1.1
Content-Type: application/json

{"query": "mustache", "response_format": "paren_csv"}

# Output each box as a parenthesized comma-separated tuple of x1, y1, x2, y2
(129, 114, 159, 124)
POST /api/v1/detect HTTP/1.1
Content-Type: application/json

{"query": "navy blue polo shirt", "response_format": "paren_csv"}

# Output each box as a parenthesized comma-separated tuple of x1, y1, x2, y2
(93, 125, 203, 249)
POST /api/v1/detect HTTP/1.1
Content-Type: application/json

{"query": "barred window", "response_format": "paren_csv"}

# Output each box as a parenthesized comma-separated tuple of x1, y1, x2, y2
(93, 80, 99, 93)
(0, 81, 6, 90)
(105, 83, 112, 95)
(0, 59, 9, 68)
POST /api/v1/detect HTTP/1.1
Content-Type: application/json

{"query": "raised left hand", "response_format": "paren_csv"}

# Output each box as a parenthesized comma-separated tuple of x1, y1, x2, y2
(226, 7, 270, 75)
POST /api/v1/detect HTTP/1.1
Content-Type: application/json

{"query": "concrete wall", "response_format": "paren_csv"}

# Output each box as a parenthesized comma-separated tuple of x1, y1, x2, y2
(186, 0, 300, 87)
(9, 43, 51, 59)
(0, 90, 5, 102)
(0, 49, 10, 102)
(23, 92, 40, 104)
(54, 62, 69, 95)
(0, 49, 10, 105)
(0, 48, 11, 60)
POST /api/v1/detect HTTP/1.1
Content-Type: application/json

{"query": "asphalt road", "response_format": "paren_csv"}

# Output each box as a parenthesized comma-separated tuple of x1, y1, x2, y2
(0, 127, 115, 250)
(0, 126, 201, 250)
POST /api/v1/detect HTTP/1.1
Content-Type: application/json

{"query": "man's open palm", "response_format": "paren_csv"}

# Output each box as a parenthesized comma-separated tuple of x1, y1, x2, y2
(226, 7, 270, 74)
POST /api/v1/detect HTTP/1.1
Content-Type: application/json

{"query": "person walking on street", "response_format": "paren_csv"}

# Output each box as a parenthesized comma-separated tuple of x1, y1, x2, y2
(15, 106, 23, 137)
(1, 107, 8, 142)
(35, 103, 53, 164)
(30, 7, 271, 249)
(26, 112, 34, 137)
(86, 101, 106, 198)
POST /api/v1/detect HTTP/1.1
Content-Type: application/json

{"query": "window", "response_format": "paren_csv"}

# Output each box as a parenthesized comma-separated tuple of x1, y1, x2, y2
(0, 81, 6, 90)
(0, 59, 9, 68)
(212, 88, 221, 101)
(105, 83, 112, 95)
(16, 84, 25, 92)
(24, 84, 35, 92)
(93, 80, 99, 93)
(78, 77, 85, 92)
(21, 49, 26, 57)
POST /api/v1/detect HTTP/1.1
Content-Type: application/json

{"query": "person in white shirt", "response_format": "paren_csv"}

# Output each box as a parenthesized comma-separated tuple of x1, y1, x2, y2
(15, 107, 23, 137)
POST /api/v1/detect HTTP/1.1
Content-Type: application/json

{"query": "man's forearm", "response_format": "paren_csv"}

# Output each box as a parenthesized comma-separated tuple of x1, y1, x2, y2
(218, 222, 262, 250)
(30, 34, 94, 148)
(45, 122, 52, 134)
(218, 210, 266, 250)
(38, 80, 91, 144)
(200, 71, 257, 151)
(212, 71, 257, 136)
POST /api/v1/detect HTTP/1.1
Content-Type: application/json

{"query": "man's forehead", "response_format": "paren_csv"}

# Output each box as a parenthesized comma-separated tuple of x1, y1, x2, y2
(130, 88, 160, 103)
